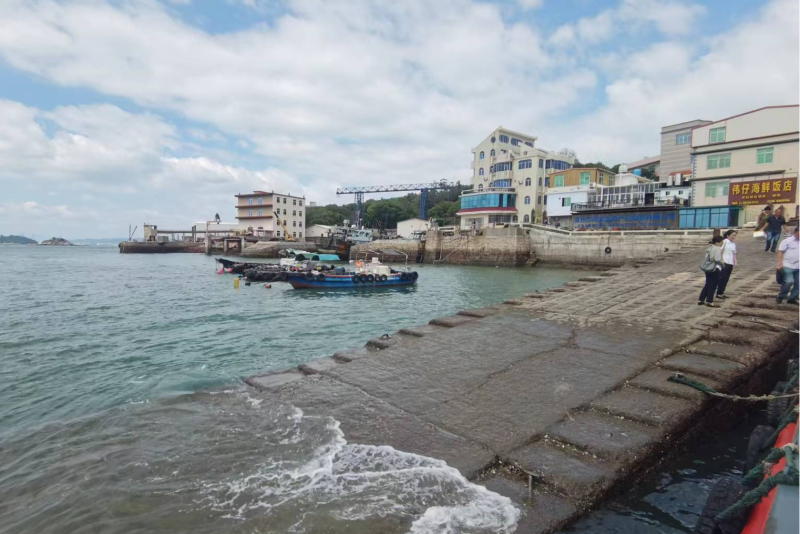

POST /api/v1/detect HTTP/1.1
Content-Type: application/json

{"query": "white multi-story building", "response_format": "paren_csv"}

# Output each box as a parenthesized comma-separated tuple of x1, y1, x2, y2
(690, 105, 799, 222)
(457, 126, 575, 229)
(235, 191, 307, 240)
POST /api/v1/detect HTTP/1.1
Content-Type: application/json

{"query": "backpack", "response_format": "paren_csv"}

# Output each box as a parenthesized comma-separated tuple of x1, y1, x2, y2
(700, 246, 717, 273)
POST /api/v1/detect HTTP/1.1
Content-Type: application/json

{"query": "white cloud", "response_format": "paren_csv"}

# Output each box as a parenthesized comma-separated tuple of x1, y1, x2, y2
(549, 0, 706, 47)
(516, 0, 544, 10)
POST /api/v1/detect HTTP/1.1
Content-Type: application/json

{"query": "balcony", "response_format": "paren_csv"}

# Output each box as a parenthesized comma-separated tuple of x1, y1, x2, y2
(237, 203, 273, 209)
(461, 187, 516, 195)
(571, 198, 677, 212)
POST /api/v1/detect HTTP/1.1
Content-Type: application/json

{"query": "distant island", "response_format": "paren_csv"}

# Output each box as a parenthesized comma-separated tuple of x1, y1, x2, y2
(40, 237, 74, 246)
(0, 235, 38, 245)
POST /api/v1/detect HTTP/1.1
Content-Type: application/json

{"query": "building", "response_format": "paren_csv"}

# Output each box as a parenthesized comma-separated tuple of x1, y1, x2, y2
(306, 224, 334, 240)
(235, 191, 307, 240)
(627, 155, 661, 180)
(458, 126, 576, 229)
(543, 167, 616, 229)
(690, 105, 799, 224)
(396, 218, 431, 238)
(659, 120, 712, 182)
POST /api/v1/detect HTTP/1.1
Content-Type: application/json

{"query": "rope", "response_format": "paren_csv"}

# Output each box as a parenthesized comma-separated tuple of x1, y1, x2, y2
(667, 373, 799, 401)
(716, 444, 799, 523)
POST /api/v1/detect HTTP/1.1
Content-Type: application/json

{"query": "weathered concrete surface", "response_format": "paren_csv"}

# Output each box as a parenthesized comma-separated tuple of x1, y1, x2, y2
(245, 236, 798, 533)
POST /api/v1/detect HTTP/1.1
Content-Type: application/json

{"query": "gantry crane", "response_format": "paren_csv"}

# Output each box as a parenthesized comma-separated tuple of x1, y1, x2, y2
(336, 180, 460, 227)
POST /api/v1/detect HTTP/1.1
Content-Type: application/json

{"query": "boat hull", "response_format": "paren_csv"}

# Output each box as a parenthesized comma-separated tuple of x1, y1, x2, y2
(286, 273, 416, 289)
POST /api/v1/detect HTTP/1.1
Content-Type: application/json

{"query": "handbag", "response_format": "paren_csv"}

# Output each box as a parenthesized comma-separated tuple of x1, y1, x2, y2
(753, 231, 765, 239)
(700, 246, 717, 273)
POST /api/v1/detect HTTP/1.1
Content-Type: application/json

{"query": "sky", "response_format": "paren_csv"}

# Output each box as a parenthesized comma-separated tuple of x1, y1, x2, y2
(0, 0, 798, 239)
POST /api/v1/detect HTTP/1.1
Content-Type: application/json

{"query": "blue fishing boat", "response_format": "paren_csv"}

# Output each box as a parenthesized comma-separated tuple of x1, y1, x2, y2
(285, 260, 418, 289)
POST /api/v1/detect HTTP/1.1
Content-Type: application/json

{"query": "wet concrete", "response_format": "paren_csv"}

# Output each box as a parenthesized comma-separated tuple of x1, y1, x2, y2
(244, 236, 798, 533)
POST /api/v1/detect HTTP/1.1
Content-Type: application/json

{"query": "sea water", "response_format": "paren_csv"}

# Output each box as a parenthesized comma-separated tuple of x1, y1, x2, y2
(0, 246, 586, 533)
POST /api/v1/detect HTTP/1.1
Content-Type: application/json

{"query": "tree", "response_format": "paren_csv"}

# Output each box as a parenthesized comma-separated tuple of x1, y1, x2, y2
(428, 201, 459, 225)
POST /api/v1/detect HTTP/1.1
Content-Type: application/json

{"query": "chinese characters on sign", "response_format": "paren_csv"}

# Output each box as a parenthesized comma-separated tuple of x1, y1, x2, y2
(573, 210, 678, 230)
(729, 177, 797, 206)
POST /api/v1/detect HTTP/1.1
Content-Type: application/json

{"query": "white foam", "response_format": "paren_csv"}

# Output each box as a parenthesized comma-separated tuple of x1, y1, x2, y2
(197, 393, 521, 533)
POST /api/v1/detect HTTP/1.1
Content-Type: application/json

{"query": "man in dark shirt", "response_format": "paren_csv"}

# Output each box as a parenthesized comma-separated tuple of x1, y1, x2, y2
(765, 206, 786, 252)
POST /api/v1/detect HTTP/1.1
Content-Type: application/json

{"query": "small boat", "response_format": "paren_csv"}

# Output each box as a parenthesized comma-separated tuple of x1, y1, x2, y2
(278, 249, 342, 267)
(285, 259, 418, 289)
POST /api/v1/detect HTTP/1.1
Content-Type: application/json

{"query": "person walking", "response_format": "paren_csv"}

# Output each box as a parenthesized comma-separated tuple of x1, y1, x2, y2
(776, 226, 799, 304)
(755, 204, 772, 232)
(716, 229, 737, 299)
(764, 206, 786, 253)
(699, 235, 725, 307)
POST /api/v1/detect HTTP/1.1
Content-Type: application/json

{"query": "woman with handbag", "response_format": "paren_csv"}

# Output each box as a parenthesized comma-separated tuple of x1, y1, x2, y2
(716, 230, 737, 299)
(698, 235, 725, 307)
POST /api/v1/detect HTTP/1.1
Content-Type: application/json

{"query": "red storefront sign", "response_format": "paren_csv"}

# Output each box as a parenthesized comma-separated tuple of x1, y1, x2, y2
(728, 177, 797, 206)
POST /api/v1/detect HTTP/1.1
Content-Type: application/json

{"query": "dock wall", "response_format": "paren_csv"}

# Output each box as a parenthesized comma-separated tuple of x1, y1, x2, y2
(118, 241, 206, 253)
(529, 226, 713, 267)
(423, 227, 531, 266)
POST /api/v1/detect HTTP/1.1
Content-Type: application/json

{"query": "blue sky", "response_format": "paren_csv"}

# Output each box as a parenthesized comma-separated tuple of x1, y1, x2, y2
(0, 0, 797, 238)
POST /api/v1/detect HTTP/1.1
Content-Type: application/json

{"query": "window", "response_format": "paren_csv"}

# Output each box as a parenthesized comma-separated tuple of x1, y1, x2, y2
(490, 149, 495, 157)
(478, 184, 483, 190)
(248, 209, 253, 216)
(293, 232, 296, 238)
(494, 162, 512, 172)
(499, 134, 509, 143)
(523, 215, 530, 223)
(479, 168, 484, 176)
(538, 177, 542, 186)
(525, 141, 534, 147)
(248, 198, 253, 205)
(293, 199, 297, 205)
(544, 177, 550, 187)
(512, 215, 518, 222)
(258, 197, 263, 205)
(293, 210, 296, 216)
(525, 177, 531, 186)
(709, 127, 726, 143)
(599, 176, 604, 185)
(519, 159, 532, 169)
(562, 197, 571, 207)
(293, 221, 296, 227)
(676, 133, 691, 145)
(491, 179, 512, 188)
(299, 232, 302, 238)
(524, 196, 531, 205)
(580, 171, 590, 185)
(537, 195, 542, 204)
(283, 198, 287, 204)
(554, 175, 565, 187)
(757, 147, 774, 164)
(299, 201, 302, 206)
(299, 211, 302, 216)
(491, 136, 496, 143)
(258, 209, 263, 216)
(704, 182, 730, 198)
(283, 209, 287, 215)
(479, 151, 485, 160)
(707, 153, 731, 169)
(539, 159, 543, 168)
(511, 138, 521, 146)
(299, 221, 303, 227)
(276, 230, 280, 237)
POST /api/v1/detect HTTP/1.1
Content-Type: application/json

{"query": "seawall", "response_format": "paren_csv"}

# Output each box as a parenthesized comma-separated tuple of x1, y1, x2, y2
(242, 236, 797, 533)
(119, 241, 205, 253)
(424, 227, 531, 266)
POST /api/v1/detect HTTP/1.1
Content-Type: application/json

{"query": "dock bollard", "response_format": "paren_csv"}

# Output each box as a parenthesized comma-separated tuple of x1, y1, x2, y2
(234, 278, 240, 289)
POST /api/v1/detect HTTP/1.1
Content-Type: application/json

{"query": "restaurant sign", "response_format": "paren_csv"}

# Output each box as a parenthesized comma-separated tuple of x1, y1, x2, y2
(729, 177, 797, 206)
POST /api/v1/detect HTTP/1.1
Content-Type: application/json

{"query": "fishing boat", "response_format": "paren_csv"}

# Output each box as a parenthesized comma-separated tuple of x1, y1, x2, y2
(285, 259, 418, 289)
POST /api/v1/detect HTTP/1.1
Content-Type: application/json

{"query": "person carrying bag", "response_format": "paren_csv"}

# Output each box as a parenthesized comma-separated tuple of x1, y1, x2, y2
(698, 236, 725, 307)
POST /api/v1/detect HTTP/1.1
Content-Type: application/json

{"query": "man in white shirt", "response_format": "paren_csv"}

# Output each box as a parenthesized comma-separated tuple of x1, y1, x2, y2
(777, 226, 799, 304)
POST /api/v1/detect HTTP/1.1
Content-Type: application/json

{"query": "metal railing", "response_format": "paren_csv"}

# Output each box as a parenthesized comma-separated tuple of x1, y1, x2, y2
(460, 187, 516, 195)
(571, 198, 678, 212)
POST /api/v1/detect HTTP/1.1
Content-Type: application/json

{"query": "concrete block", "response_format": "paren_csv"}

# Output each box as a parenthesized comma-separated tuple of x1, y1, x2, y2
(366, 334, 402, 350)
(628, 368, 723, 401)
(332, 346, 371, 362)
(658, 353, 744, 383)
(397, 324, 443, 337)
(458, 307, 501, 318)
(591, 385, 698, 429)
(548, 410, 662, 463)
(244, 371, 303, 390)
(478, 473, 579, 534)
(578, 276, 604, 282)
(429, 314, 476, 328)
(508, 441, 617, 502)
(685, 340, 766, 367)
(298, 358, 340, 375)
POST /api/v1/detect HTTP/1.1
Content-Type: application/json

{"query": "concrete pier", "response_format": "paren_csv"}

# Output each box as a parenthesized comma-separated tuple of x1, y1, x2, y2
(244, 237, 797, 533)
